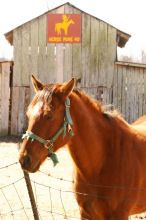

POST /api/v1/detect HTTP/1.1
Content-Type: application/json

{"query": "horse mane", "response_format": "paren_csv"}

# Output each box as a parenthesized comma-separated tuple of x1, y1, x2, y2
(73, 88, 127, 124)
(73, 88, 103, 113)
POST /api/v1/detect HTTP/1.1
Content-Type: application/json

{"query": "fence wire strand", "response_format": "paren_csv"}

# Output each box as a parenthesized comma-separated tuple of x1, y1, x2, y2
(39, 169, 146, 193)
(1, 188, 14, 220)
(13, 183, 30, 219)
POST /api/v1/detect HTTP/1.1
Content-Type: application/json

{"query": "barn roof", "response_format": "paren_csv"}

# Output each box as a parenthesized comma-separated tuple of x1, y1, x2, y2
(4, 2, 130, 48)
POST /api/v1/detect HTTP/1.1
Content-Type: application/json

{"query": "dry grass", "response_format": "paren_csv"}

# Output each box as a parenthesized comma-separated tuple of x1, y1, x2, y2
(0, 139, 145, 220)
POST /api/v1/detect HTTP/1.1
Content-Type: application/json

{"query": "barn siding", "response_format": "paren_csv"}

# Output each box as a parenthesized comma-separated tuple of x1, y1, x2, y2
(13, 27, 22, 86)
(0, 62, 11, 136)
(143, 68, 146, 115)
(10, 86, 30, 135)
(113, 63, 146, 123)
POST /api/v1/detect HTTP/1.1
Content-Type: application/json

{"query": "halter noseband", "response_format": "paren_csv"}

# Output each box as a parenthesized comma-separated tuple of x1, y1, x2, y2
(22, 98, 74, 166)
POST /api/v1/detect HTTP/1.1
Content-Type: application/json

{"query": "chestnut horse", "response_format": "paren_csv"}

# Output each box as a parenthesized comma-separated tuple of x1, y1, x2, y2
(19, 76, 146, 220)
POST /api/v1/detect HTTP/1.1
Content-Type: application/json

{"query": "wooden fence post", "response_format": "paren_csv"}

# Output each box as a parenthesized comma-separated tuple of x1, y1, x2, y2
(23, 171, 40, 220)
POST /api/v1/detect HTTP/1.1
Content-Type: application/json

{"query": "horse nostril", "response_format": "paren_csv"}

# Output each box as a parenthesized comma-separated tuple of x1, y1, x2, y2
(20, 155, 31, 169)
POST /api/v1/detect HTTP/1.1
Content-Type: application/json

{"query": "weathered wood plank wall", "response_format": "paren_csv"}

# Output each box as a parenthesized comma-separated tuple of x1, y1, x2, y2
(10, 86, 30, 135)
(0, 62, 10, 136)
(113, 63, 146, 123)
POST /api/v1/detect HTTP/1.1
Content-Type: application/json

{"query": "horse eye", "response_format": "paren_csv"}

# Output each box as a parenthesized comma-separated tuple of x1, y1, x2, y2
(44, 112, 53, 120)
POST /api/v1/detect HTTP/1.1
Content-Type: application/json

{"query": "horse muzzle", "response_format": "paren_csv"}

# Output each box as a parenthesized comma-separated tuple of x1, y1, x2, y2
(19, 155, 31, 169)
(19, 154, 39, 173)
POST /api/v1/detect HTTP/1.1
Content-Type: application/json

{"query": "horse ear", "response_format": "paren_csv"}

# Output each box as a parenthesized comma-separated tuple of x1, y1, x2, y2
(60, 78, 75, 98)
(31, 75, 43, 92)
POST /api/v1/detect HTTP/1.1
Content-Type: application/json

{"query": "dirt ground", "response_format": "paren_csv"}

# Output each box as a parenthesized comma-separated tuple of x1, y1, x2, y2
(0, 136, 145, 220)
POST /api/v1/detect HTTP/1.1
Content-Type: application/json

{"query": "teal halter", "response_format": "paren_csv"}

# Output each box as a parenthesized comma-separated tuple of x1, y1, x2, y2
(22, 98, 74, 166)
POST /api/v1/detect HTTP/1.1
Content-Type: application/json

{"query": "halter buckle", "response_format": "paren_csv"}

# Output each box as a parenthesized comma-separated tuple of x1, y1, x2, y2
(44, 140, 54, 152)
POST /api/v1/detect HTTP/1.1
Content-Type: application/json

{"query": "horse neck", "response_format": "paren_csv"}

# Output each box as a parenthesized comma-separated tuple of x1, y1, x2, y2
(67, 92, 112, 179)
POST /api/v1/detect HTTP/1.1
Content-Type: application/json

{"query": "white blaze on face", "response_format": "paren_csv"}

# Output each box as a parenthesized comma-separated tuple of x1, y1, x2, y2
(29, 101, 43, 118)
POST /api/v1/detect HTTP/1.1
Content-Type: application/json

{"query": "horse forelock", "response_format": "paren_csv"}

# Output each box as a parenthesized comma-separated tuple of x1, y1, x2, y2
(27, 84, 56, 118)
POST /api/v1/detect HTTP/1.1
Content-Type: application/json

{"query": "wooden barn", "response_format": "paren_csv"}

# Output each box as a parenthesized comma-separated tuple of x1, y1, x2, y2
(2, 2, 146, 136)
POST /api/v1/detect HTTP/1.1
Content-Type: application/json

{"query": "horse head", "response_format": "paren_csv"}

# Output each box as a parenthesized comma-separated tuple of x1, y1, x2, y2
(19, 75, 75, 172)
(70, 19, 75, 25)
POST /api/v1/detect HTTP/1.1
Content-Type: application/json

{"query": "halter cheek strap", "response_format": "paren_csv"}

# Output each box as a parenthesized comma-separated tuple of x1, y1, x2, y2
(22, 98, 74, 166)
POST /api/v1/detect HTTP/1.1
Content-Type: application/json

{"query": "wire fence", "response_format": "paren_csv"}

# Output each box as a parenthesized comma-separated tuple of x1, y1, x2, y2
(0, 141, 146, 219)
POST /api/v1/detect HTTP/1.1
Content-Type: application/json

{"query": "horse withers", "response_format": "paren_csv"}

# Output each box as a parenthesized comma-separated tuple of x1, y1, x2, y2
(19, 75, 146, 220)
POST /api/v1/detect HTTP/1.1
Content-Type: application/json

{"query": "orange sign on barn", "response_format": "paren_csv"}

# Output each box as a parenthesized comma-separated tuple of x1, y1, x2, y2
(48, 14, 81, 43)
